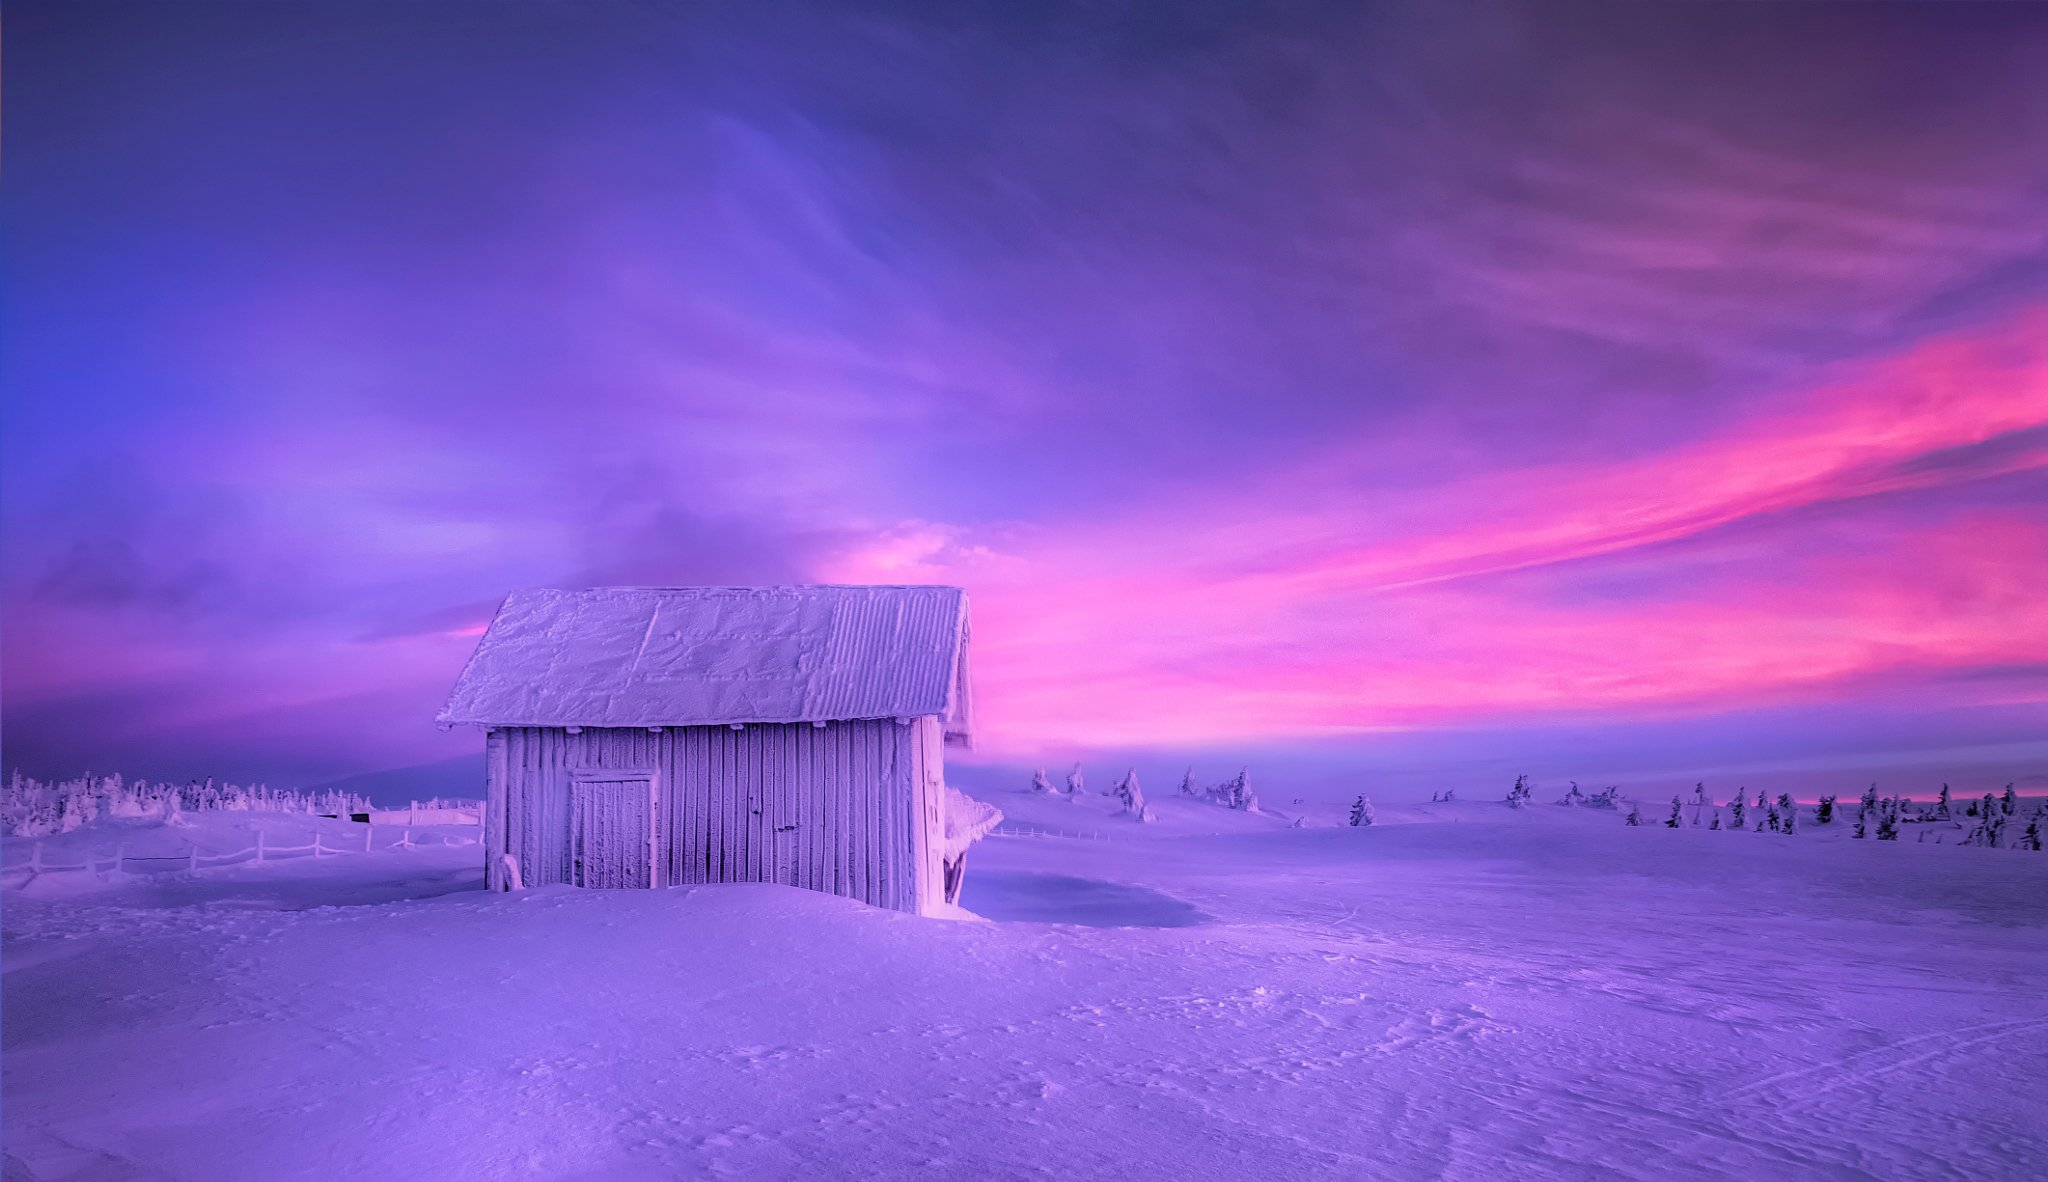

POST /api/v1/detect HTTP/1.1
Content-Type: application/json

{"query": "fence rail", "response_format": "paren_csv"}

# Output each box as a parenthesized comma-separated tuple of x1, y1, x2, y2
(990, 824, 1116, 842)
(2, 826, 479, 885)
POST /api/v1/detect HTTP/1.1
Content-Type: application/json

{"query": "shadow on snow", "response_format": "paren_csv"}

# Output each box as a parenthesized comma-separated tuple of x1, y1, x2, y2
(964, 871, 1211, 928)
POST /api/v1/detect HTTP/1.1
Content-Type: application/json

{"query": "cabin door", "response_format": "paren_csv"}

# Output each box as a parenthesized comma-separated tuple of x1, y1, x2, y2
(570, 773, 658, 889)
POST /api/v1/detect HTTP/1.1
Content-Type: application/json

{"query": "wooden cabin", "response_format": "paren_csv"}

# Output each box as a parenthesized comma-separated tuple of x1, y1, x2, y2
(437, 585, 998, 915)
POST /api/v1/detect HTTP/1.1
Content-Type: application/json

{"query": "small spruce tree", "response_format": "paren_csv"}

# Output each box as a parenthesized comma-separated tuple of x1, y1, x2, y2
(1815, 794, 1835, 824)
(2001, 784, 2017, 816)
(1709, 810, 1722, 830)
(1180, 767, 1199, 797)
(2020, 818, 2042, 852)
(1665, 796, 1682, 828)
(1730, 791, 1747, 830)
(1066, 764, 1085, 796)
(1625, 802, 1642, 826)
(1031, 768, 1054, 794)
(1114, 769, 1149, 820)
(1936, 782, 1952, 820)
(1349, 795, 1375, 827)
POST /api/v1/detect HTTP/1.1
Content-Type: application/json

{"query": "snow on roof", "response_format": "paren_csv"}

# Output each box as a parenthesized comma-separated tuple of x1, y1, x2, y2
(438, 585, 972, 740)
(942, 786, 1003, 861)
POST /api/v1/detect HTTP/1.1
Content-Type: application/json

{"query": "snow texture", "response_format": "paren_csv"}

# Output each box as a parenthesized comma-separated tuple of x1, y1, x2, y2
(5, 792, 2045, 1181)
(438, 586, 971, 742)
(942, 786, 1003, 861)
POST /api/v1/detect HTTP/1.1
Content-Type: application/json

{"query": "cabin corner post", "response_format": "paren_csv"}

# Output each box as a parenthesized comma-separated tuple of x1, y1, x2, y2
(910, 715, 947, 916)
(484, 727, 509, 891)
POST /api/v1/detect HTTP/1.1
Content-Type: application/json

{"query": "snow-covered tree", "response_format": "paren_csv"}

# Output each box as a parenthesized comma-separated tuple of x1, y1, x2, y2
(1730, 791, 1746, 830)
(1936, 782, 1952, 820)
(1876, 805, 1900, 841)
(1506, 775, 1534, 808)
(1625, 803, 1642, 826)
(1815, 794, 1836, 824)
(1214, 769, 1258, 812)
(2001, 784, 2017, 816)
(2021, 818, 2042, 852)
(1852, 811, 1867, 839)
(1783, 805, 1797, 836)
(1664, 796, 1682, 828)
(1558, 781, 1585, 807)
(1179, 768, 1199, 797)
(1031, 768, 1053, 794)
(1114, 769, 1151, 821)
(1349, 795, 1375, 827)
(1709, 810, 1722, 831)
(1066, 764, 1085, 796)
(1691, 782, 1710, 806)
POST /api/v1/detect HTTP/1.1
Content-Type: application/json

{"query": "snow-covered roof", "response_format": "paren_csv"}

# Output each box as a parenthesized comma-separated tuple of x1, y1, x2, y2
(942, 786, 1003, 861)
(438, 586, 972, 743)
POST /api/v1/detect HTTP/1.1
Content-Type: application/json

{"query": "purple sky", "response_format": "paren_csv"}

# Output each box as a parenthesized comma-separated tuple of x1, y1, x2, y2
(5, 2, 2046, 799)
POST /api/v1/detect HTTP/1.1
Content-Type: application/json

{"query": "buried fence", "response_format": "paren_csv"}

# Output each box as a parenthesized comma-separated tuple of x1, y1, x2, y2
(990, 824, 1118, 842)
(2, 826, 479, 886)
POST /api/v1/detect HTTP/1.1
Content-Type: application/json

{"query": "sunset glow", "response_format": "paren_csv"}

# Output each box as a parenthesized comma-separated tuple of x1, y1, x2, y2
(5, 2, 2044, 791)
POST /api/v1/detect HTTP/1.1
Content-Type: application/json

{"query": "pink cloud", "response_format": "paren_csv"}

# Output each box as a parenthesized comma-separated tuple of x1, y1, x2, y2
(823, 311, 2048, 753)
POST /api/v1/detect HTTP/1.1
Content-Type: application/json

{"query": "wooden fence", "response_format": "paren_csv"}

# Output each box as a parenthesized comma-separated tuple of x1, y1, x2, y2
(2, 827, 478, 886)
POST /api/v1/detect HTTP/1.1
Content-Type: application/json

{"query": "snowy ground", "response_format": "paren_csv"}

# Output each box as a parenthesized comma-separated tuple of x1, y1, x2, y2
(4, 791, 2046, 1181)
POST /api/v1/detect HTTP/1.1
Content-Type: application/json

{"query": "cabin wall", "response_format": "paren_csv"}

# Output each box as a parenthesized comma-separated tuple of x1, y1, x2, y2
(483, 719, 947, 912)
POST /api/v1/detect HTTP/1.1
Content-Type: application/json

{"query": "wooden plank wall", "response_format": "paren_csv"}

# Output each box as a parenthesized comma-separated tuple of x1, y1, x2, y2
(485, 720, 947, 912)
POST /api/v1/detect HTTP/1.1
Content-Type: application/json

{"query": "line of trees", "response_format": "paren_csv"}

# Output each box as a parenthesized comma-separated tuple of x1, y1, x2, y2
(4, 772, 373, 838)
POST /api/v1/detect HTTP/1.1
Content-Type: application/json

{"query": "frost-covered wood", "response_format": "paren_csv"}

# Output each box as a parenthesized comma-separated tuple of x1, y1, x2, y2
(454, 584, 995, 914)
(485, 721, 971, 913)
(438, 585, 973, 748)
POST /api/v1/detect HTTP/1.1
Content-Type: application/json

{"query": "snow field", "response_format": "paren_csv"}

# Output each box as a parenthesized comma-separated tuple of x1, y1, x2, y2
(3, 789, 2044, 1180)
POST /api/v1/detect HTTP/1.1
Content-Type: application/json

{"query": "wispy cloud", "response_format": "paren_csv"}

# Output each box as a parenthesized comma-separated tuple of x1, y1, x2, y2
(826, 311, 2048, 750)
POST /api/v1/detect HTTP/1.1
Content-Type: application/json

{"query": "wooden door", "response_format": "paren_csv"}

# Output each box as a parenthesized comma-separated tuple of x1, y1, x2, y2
(571, 773, 658, 888)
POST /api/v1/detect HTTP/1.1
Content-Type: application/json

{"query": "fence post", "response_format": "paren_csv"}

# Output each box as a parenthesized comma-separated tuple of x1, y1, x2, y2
(314, 833, 326, 858)
(115, 842, 127, 874)
(364, 826, 374, 854)
(401, 828, 413, 850)
(31, 842, 42, 876)
(189, 843, 200, 873)
(256, 828, 266, 865)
